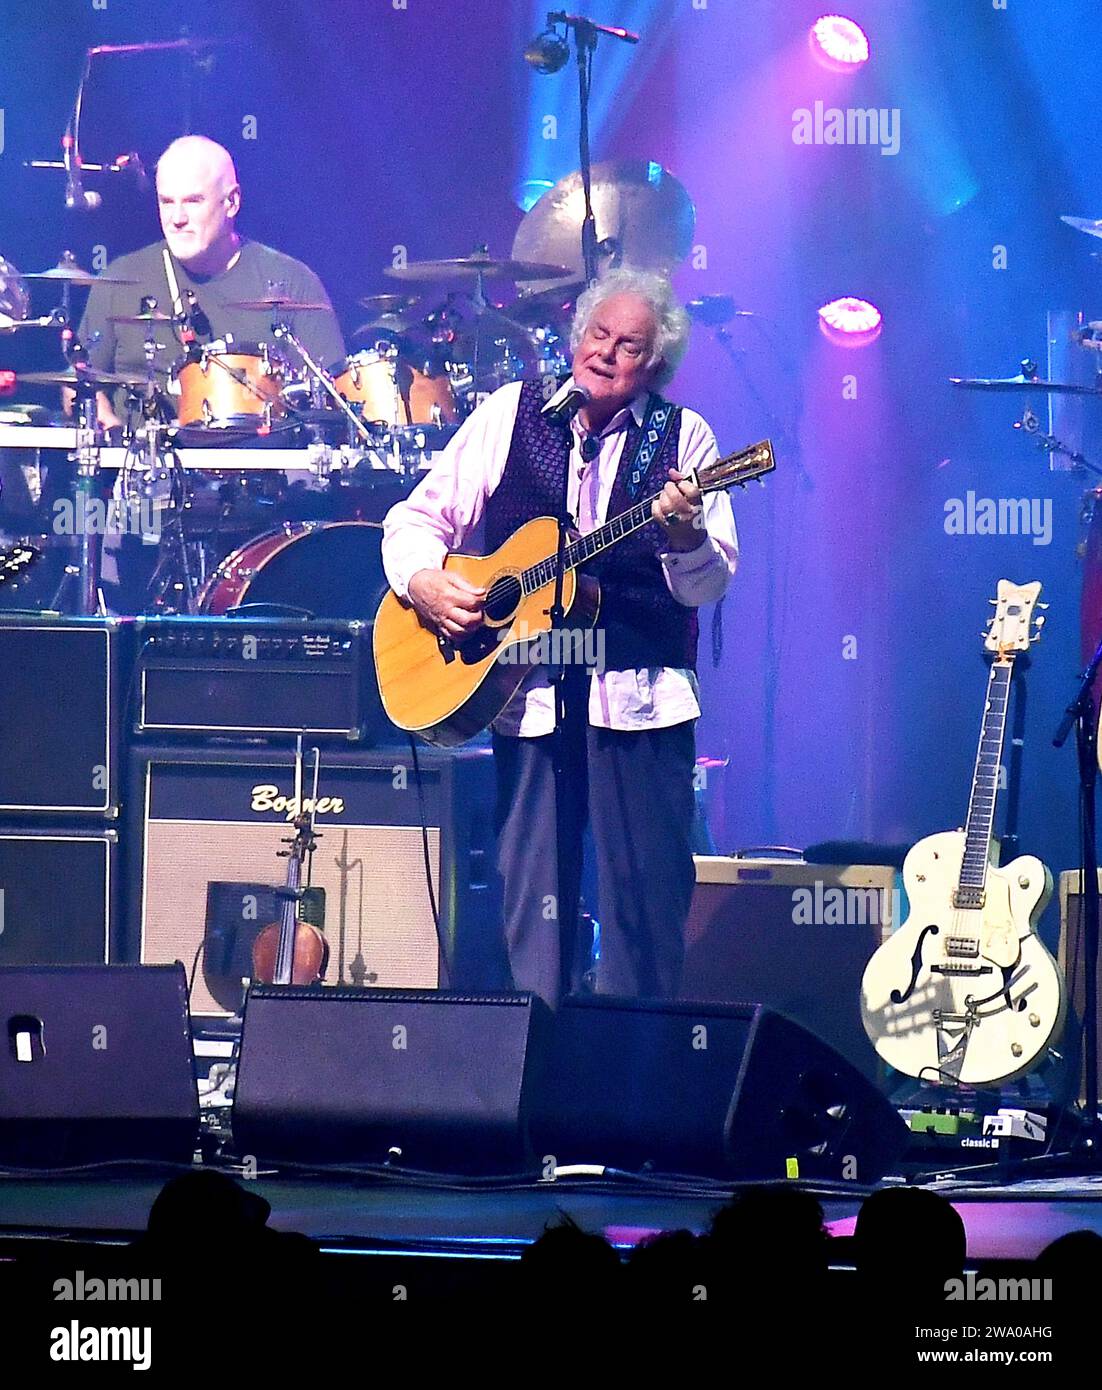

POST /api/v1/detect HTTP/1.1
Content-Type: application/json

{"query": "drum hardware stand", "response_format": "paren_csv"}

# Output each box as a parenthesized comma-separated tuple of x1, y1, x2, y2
(1053, 633, 1102, 1164)
(54, 355, 107, 616)
(1013, 407, 1102, 478)
(270, 321, 375, 447)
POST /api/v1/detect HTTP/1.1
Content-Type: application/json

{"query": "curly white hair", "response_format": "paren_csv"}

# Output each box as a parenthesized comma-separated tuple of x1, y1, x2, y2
(569, 267, 691, 389)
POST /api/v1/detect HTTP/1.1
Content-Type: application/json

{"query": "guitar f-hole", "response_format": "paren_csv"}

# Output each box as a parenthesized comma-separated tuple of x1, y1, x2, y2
(890, 924, 940, 1005)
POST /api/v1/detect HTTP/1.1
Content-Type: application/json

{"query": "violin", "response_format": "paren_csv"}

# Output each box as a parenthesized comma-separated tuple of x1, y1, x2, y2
(251, 742, 328, 986)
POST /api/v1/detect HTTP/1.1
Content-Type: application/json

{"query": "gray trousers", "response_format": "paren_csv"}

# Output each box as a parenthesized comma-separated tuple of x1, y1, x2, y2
(492, 679, 697, 1007)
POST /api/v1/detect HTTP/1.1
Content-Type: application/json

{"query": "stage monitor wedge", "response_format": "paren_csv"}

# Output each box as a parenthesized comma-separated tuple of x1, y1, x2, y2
(533, 996, 908, 1183)
(232, 986, 550, 1174)
(0, 964, 199, 1167)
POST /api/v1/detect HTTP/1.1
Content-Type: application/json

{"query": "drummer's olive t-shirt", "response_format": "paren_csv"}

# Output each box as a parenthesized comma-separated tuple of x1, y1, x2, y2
(77, 239, 346, 416)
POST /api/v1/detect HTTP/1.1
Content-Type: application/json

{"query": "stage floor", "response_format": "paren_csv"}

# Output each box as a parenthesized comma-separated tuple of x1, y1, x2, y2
(2, 1169, 1102, 1262)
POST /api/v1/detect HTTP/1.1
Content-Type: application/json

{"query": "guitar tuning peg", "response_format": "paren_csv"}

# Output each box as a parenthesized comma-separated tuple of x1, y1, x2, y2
(1037, 602, 1050, 609)
(1034, 614, 1046, 626)
(989, 599, 998, 605)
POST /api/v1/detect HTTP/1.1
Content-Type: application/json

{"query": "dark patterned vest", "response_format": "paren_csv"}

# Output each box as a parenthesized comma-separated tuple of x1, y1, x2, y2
(484, 380, 698, 670)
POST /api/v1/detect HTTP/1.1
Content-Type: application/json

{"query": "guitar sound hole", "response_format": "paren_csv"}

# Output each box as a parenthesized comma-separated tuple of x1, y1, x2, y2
(484, 574, 523, 624)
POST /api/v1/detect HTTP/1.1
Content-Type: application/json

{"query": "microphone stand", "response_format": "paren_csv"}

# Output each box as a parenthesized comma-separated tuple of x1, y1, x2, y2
(1054, 633, 1102, 1158)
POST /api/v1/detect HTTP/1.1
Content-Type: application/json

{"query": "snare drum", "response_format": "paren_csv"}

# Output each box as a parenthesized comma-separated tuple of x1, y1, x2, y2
(333, 349, 457, 429)
(174, 342, 286, 430)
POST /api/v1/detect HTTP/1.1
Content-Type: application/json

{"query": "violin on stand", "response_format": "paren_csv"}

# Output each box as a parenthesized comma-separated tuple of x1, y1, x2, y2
(251, 738, 329, 986)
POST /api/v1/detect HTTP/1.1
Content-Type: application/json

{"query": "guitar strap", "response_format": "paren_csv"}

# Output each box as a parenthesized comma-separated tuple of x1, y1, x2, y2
(621, 391, 727, 665)
(623, 392, 680, 501)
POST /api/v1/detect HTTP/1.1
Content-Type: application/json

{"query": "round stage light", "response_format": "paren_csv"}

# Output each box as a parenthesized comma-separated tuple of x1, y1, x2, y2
(818, 297, 882, 347)
(809, 16, 870, 72)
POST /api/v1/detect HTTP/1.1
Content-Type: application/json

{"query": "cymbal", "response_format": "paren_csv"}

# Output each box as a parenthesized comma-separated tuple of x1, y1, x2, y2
(225, 297, 331, 312)
(384, 255, 575, 284)
(23, 261, 137, 287)
(950, 374, 1102, 396)
(511, 281, 586, 325)
(18, 365, 151, 388)
(512, 159, 696, 293)
(358, 293, 421, 314)
(109, 311, 176, 325)
(1061, 215, 1102, 241)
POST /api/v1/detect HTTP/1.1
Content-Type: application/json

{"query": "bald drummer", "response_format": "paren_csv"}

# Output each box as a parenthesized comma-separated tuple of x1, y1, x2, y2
(76, 135, 345, 427)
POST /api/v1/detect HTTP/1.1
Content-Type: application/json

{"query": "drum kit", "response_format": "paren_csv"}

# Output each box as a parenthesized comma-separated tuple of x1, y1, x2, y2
(0, 159, 702, 617)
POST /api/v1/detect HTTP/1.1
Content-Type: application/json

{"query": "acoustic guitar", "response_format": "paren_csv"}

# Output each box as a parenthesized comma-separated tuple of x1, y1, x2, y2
(373, 439, 775, 747)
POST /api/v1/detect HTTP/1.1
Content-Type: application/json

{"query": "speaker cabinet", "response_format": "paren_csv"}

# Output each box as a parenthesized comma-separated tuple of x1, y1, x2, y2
(232, 986, 549, 1173)
(0, 964, 198, 1165)
(127, 744, 503, 1014)
(534, 997, 908, 1182)
(0, 828, 116, 965)
(681, 856, 897, 1079)
(0, 617, 130, 815)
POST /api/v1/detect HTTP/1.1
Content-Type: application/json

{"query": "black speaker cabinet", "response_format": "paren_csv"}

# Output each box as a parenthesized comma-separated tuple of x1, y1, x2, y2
(127, 743, 504, 1014)
(0, 827, 117, 965)
(534, 997, 908, 1182)
(0, 964, 198, 1165)
(0, 617, 131, 815)
(232, 986, 549, 1173)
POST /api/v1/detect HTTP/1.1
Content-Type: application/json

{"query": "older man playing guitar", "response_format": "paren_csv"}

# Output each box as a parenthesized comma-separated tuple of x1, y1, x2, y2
(381, 268, 738, 1006)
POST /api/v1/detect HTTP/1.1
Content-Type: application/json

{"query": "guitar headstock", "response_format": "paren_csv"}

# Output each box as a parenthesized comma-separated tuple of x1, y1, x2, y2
(696, 439, 775, 494)
(984, 579, 1046, 656)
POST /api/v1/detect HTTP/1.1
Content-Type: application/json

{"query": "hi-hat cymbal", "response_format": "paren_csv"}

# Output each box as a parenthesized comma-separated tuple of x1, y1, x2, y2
(109, 310, 176, 325)
(352, 312, 419, 339)
(225, 297, 331, 312)
(512, 159, 696, 293)
(358, 293, 421, 314)
(23, 259, 137, 287)
(18, 365, 151, 388)
(384, 255, 575, 284)
(950, 374, 1102, 396)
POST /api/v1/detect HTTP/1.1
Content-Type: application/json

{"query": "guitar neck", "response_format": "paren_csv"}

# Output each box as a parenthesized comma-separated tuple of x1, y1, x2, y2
(519, 487, 674, 595)
(955, 656, 1015, 907)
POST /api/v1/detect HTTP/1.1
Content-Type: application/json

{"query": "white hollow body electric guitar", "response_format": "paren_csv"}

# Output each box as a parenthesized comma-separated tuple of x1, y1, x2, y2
(860, 580, 1066, 1087)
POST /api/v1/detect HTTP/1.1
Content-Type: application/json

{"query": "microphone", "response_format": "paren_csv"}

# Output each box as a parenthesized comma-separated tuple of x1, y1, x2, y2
(181, 290, 212, 347)
(524, 27, 569, 73)
(62, 132, 101, 211)
(541, 382, 590, 425)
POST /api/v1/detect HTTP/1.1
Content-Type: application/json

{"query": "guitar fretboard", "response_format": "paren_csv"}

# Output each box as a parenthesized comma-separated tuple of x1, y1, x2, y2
(520, 494, 664, 594)
(955, 658, 1015, 907)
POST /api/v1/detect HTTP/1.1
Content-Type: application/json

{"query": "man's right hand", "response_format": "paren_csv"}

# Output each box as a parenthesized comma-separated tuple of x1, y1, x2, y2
(407, 569, 486, 641)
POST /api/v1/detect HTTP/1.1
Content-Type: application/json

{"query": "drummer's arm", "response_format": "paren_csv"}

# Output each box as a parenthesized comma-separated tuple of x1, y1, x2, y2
(380, 382, 522, 600)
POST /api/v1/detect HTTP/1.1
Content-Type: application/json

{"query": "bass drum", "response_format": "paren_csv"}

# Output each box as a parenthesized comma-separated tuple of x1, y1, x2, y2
(198, 520, 388, 620)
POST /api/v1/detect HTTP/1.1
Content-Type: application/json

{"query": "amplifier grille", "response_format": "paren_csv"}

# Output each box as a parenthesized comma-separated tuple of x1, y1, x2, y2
(141, 820, 440, 1015)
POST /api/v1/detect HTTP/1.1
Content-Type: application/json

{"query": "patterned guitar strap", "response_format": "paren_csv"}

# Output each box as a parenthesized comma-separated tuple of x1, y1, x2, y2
(624, 392, 725, 666)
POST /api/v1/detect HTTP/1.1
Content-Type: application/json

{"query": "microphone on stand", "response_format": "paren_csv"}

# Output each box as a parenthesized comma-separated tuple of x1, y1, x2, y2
(541, 382, 591, 426)
(183, 290, 212, 342)
(62, 131, 101, 211)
